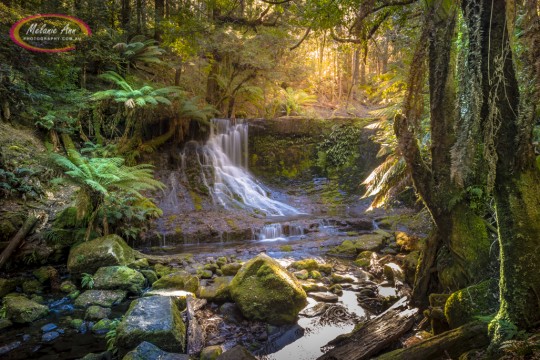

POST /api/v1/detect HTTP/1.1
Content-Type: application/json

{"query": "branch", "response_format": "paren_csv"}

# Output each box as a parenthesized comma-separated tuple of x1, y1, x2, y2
(290, 27, 311, 50)
(260, 0, 292, 4)
(331, 12, 390, 44)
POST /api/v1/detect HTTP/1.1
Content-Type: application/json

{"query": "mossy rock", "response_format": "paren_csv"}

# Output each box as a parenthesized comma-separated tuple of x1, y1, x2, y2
(201, 345, 223, 360)
(319, 263, 333, 275)
(0, 278, 17, 297)
(22, 279, 43, 294)
(154, 264, 174, 278)
(116, 296, 186, 354)
(331, 273, 354, 284)
(128, 258, 149, 270)
(221, 263, 242, 276)
(85, 305, 111, 321)
(445, 279, 499, 328)
(4, 293, 48, 323)
(395, 231, 421, 251)
(140, 270, 158, 284)
(293, 270, 309, 280)
(92, 318, 114, 335)
(328, 234, 385, 258)
(122, 341, 189, 360)
(67, 235, 135, 275)
(230, 253, 307, 325)
(74, 290, 127, 308)
(60, 280, 77, 293)
(291, 259, 319, 271)
(197, 276, 233, 302)
(93, 266, 146, 295)
(32, 266, 58, 284)
(310, 270, 322, 279)
(197, 269, 213, 279)
(151, 271, 199, 293)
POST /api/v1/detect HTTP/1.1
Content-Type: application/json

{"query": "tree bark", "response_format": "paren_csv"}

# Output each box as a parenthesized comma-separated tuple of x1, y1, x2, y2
(154, 0, 164, 41)
(0, 215, 38, 270)
(121, 0, 131, 32)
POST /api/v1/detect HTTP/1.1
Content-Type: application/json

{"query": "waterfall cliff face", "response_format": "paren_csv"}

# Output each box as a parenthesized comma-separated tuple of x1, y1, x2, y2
(184, 119, 300, 216)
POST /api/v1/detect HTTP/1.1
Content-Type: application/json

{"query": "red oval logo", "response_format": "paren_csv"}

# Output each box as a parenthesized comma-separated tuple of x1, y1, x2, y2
(10, 14, 91, 53)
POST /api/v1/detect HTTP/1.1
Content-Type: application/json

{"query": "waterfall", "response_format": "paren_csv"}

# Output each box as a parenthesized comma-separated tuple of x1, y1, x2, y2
(184, 119, 300, 216)
(257, 223, 286, 241)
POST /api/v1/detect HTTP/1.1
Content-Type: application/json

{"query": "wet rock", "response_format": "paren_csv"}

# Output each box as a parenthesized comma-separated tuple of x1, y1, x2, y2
(219, 302, 244, 324)
(22, 279, 43, 294)
(220, 263, 242, 276)
(293, 270, 309, 280)
(41, 323, 58, 332)
(290, 259, 319, 271)
(331, 273, 354, 284)
(345, 218, 374, 230)
(85, 305, 111, 321)
(354, 268, 373, 281)
(216, 345, 256, 360)
(93, 266, 146, 294)
(117, 296, 186, 353)
(0, 318, 13, 330)
(383, 263, 405, 283)
(67, 235, 135, 275)
(328, 234, 386, 258)
(319, 263, 333, 275)
(81, 351, 112, 360)
(301, 282, 328, 293)
(300, 302, 329, 317)
(200, 345, 223, 360)
(92, 319, 114, 335)
(70, 318, 85, 332)
(381, 247, 397, 255)
(230, 253, 307, 325)
(445, 279, 499, 328)
(122, 341, 188, 360)
(309, 292, 339, 302)
(60, 280, 77, 293)
(198, 269, 213, 279)
(42, 331, 60, 342)
(4, 293, 48, 323)
(140, 270, 158, 284)
(198, 276, 233, 302)
(0, 341, 21, 356)
(32, 266, 59, 284)
(309, 270, 322, 279)
(74, 290, 127, 308)
(354, 250, 374, 268)
(128, 258, 149, 270)
(151, 271, 199, 293)
(329, 284, 343, 296)
(0, 278, 16, 297)
(154, 264, 174, 278)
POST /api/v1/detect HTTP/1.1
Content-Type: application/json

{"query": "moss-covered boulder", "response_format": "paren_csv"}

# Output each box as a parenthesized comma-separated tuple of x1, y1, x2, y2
(229, 253, 307, 325)
(328, 234, 386, 258)
(216, 345, 256, 360)
(221, 263, 242, 276)
(200, 345, 223, 360)
(3, 293, 48, 323)
(67, 235, 135, 275)
(0, 278, 17, 298)
(92, 318, 114, 335)
(93, 266, 146, 294)
(33, 266, 59, 284)
(445, 279, 499, 328)
(85, 305, 111, 321)
(22, 279, 43, 294)
(116, 296, 186, 353)
(151, 271, 199, 293)
(60, 280, 77, 293)
(154, 264, 174, 278)
(197, 276, 233, 302)
(290, 259, 319, 271)
(122, 341, 189, 360)
(293, 270, 309, 280)
(140, 270, 158, 284)
(74, 290, 127, 308)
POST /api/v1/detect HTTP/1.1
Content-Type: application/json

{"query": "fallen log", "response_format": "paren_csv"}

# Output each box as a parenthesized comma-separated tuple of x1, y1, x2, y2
(0, 214, 38, 270)
(318, 297, 419, 360)
(374, 321, 489, 360)
(186, 294, 205, 355)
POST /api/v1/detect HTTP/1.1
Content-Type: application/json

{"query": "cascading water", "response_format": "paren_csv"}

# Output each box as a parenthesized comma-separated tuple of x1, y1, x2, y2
(257, 224, 286, 241)
(189, 119, 300, 216)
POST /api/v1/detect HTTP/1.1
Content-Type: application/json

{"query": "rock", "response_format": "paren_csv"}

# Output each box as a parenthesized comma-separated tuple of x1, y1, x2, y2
(32, 266, 58, 284)
(230, 254, 307, 325)
(41, 323, 58, 332)
(197, 276, 233, 302)
(22, 279, 43, 294)
(74, 290, 127, 308)
(200, 345, 223, 360)
(140, 270, 158, 284)
(81, 351, 113, 360)
(42, 331, 60, 342)
(293, 270, 309, 280)
(219, 302, 244, 324)
(300, 302, 329, 317)
(395, 231, 421, 251)
(122, 341, 189, 360)
(0, 278, 16, 297)
(301, 282, 328, 293)
(445, 279, 499, 328)
(117, 296, 186, 353)
(329, 284, 343, 295)
(0, 341, 21, 356)
(328, 234, 386, 258)
(204, 263, 219, 272)
(151, 271, 199, 293)
(0, 318, 13, 330)
(70, 318, 84, 331)
(383, 263, 405, 283)
(4, 294, 48, 323)
(154, 264, 174, 278)
(216, 345, 256, 360)
(220, 263, 242, 276)
(345, 218, 374, 230)
(291, 259, 319, 271)
(397, 251, 420, 285)
(85, 305, 111, 321)
(319, 263, 333, 275)
(93, 266, 146, 294)
(67, 235, 135, 275)
(197, 269, 213, 279)
(309, 270, 322, 279)
(331, 273, 354, 284)
(60, 280, 77, 293)
(309, 292, 339, 302)
(92, 318, 114, 335)
(128, 258, 149, 270)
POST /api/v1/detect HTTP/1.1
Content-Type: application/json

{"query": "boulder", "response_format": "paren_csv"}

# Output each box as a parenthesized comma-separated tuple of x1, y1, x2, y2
(309, 292, 339, 302)
(3, 293, 48, 323)
(445, 279, 499, 328)
(229, 253, 307, 325)
(93, 266, 146, 294)
(151, 271, 199, 293)
(0, 278, 16, 298)
(60, 280, 77, 293)
(117, 296, 186, 353)
(85, 305, 111, 321)
(291, 259, 319, 271)
(328, 234, 386, 258)
(383, 263, 405, 283)
(220, 263, 242, 276)
(22, 279, 43, 294)
(32, 266, 59, 284)
(140, 270, 158, 284)
(74, 290, 127, 308)
(92, 319, 114, 335)
(200, 345, 223, 360)
(293, 270, 309, 280)
(216, 345, 256, 360)
(154, 264, 174, 278)
(197, 276, 233, 302)
(67, 235, 135, 275)
(122, 341, 189, 360)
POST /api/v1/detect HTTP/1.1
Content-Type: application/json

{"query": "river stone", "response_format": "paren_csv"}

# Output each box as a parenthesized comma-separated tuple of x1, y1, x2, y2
(32, 266, 58, 284)
(22, 279, 43, 294)
(151, 271, 199, 293)
(197, 276, 233, 302)
(201, 345, 223, 360)
(229, 253, 307, 325)
(92, 318, 114, 335)
(219, 302, 244, 324)
(74, 290, 127, 308)
(291, 259, 319, 271)
(122, 341, 189, 360)
(85, 305, 111, 321)
(67, 235, 135, 275)
(445, 279, 499, 328)
(116, 296, 186, 353)
(383, 263, 405, 283)
(220, 263, 242, 276)
(93, 266, 146, 294)
(4, 294, 48, 323)
(140, 270, 158, 284)
(42, 331, 60, 342)
(216, 345, 256, 360)
(0, 341, 20, 356)
(0, 278, 17, 298)
(328, 234, 386, 258)
(300, 302, 329, 317)
(293, 270, 309, 280)
(60, 280, 77, 293)
(309, 292, 339, 302)
(81, 351, 113, 360)
(0, 318, 12, 330)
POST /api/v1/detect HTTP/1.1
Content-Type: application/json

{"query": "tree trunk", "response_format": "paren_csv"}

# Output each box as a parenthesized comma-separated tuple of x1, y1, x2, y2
(121, 0, 131, 32)
(154, 0, 164, 41)
(0, 215, 38, 270)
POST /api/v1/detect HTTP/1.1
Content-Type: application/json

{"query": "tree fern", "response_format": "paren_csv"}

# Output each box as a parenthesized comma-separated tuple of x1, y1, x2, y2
(113, 35, 165, 71)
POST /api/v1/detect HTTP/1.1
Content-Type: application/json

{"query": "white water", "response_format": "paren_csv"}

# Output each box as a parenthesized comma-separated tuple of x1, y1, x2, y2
(196, 119, 300, 216)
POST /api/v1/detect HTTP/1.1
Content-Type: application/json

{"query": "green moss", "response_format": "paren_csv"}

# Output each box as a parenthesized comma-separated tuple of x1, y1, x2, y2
(4, 294, 48, 323)
(291, 259, 319, 271)
(189, 190, 203, 211)
(225, 218, 238, 231)
(93, 266, 146, 294)
(197, 276, 233, 302)
(309, 270, 322, 279)
(154, 264, 174, 278)
(319, 263, 333, 275)
(279, 245, 293, 252)
(151, 271, 199, 293)
(221, 262, 242, 276)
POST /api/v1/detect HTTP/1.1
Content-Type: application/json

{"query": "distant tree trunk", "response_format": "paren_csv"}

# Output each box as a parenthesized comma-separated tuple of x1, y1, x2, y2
(154, 0, 164, 41)
(206, 54, 220, 107)
(136, 0, 144, 34)
(121, 0, 131, 33)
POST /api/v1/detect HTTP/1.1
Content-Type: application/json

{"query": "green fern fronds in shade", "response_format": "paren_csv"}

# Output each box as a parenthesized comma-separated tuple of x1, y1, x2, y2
(113, 35, 165, 69)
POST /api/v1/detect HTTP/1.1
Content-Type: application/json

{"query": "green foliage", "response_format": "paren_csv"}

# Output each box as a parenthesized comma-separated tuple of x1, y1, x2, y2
(113, 35, 165, 71)
(81, 273, 94, 289)
(106, 317, 123, 353)
(0, 167, 42, 199)
(178, 97, 218, 126)
(317, 125, 361, 169)
(279, 87, 317, 116)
